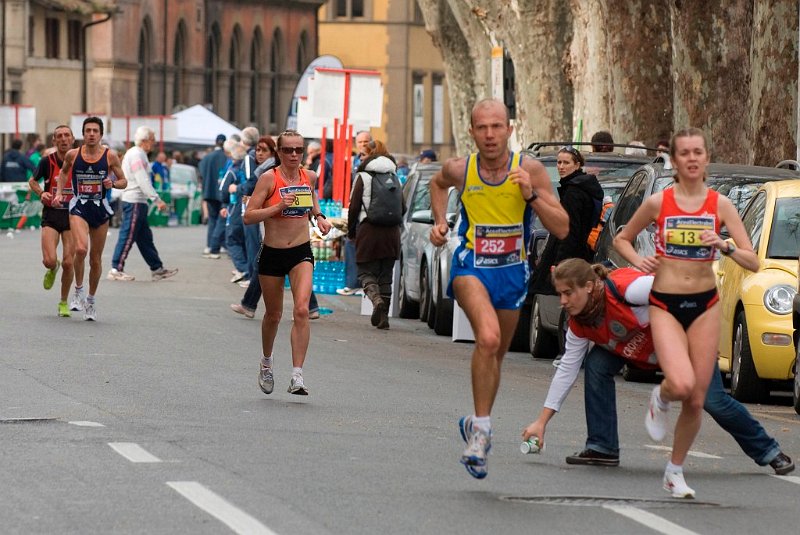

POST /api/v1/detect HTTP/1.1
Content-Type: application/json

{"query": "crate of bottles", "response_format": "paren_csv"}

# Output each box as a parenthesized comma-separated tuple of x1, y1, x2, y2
(313, 260, 345, 294)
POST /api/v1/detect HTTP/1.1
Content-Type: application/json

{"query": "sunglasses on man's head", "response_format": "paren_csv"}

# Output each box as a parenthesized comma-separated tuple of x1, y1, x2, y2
(280, 146, 304, 155)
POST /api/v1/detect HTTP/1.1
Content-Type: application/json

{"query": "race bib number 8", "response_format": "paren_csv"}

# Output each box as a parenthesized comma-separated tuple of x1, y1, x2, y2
(473, 223, 524, 268)
(279, 185, 313, 217)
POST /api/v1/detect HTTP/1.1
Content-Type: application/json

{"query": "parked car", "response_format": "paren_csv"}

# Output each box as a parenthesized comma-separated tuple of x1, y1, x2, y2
(593, 161, 800, 386)
(718, 180, 800, 402)
(430, 198, 462, 336)
(518, 146, 655, 356)
(397, 162, 442, 318)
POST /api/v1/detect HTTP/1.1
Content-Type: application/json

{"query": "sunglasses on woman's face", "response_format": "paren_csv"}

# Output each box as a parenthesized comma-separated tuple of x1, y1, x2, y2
(280, 146, 304, 155)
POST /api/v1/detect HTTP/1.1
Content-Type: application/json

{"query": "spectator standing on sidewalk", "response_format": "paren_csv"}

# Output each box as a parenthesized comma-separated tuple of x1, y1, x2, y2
(199, 134, 228, 259)
(1, 139, 35, 182)
(219, 140, 252, 283)
(107, 126, 178, 282)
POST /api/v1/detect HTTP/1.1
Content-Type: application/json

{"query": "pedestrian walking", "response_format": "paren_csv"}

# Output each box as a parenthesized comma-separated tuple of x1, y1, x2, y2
(429, 99, 569, 479)
(107, 126, 178, 282)
(613, 127, 761, 498)
(347, 140, 404, 329)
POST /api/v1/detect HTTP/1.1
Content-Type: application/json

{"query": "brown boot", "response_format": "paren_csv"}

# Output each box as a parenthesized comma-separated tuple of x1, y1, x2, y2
(377, 297, 390, 329)
(364, 283, 384, 326)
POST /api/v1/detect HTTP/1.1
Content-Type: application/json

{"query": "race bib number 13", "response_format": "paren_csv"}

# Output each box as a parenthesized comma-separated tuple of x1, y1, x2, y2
(663, 215, 715, 260)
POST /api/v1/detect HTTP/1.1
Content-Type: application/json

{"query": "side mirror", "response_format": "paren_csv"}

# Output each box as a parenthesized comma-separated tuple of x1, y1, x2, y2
(411, 209, 434, 224)
(531, 234, 548, 265)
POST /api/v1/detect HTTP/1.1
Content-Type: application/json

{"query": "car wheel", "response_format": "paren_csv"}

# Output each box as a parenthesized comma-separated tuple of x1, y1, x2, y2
(793, 344, 800, 415)
(730, 311, 769, 403)
(420, 263, 432, 324)
(509, 304, 531, 352)
(621, 364, 659, 383)
(529, 296, 558, 359)
(426, 270, 437, 329)
(397, 263, 419, 319)
(433, 273, 454, 336)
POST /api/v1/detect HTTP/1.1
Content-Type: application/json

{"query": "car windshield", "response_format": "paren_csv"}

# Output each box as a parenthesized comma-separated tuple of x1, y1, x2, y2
(767, 197, 800, 259)
(541, 160, 644, 191)
(653, 175, 771, 213)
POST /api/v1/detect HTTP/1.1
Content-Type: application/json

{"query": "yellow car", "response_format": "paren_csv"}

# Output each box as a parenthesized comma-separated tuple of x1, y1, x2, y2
(717, 180, 800, 402)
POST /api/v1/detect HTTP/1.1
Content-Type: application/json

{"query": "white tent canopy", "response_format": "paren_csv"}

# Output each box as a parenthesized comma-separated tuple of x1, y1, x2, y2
(170, 105, 240, 146)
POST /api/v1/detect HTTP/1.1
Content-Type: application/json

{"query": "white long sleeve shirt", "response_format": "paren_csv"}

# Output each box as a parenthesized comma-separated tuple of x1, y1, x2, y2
(120, 145, 160, 204)
(543, 275, 654, 412)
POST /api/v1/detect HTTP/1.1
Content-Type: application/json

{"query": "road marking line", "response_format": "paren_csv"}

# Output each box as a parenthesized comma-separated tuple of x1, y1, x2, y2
(770, 474, 800, 486)
(645, 444, 722, 459)
(108, 442, 162, 463)
(604, 505, 701, 535)
(167, 481, 277, 535)
(68, 421, 105, 427)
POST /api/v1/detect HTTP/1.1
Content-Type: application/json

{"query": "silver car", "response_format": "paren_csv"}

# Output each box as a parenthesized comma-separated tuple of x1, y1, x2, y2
(398, 163, 442, 318)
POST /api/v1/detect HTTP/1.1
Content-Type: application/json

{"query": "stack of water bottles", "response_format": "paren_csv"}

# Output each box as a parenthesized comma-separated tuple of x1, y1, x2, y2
(319, 199, 343, 219)
(313, 259, 345, 294)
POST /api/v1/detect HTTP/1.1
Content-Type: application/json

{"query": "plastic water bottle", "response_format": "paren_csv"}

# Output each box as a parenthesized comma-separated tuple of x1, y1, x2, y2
(334, 200, 342, 218)
(520, 437, 543, 454)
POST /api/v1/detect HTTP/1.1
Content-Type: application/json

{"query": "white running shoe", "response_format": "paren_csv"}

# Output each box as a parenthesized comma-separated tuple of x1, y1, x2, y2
(69, 289, 85, 311)
(259, 365, 274, 395)
(107, 269, 135, 281)
(288, 374, 308, 395)
(458, 416, 492, 479)
(645, 386, 669, 442)
(230, 271, 246, 283)
(663, 470, 695, 499)
(83, 301, 97, 321)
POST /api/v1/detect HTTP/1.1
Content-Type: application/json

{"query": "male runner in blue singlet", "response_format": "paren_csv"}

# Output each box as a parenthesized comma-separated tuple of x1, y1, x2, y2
(55, 117, 127, 321)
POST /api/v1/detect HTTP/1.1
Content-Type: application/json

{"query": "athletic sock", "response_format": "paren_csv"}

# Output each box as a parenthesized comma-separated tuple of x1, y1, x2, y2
(655, 385, 669, 410)
(86, 294, 95, 304)
(261, 355, 273, 369)
(472, 416, 491, 434)
(666, 461, 683, 473)
(292, 367, 302, 376)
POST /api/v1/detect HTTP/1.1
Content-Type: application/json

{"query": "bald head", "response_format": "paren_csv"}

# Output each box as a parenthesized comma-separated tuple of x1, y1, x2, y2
(470, 99, 509, 127)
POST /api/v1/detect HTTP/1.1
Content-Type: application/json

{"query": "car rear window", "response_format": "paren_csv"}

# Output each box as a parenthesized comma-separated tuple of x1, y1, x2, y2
(766, 197, 800, 259)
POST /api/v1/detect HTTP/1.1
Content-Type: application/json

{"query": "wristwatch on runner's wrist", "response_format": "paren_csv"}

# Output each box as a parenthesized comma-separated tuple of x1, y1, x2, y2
(524, 190, 538, 204)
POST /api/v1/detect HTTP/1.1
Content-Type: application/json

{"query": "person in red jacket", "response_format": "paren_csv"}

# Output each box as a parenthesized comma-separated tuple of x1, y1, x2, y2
(522, 259, 793, 493)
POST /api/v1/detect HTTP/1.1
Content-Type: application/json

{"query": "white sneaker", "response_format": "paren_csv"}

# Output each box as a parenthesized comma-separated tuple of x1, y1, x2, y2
(645, 386, 669, 442)
(69, 289, 85, 311)
(203, 247, 211, 255)
(663, 470, 695, 498)
(288, 374, 308, 395)
(230, 271, 246, 283)
(83, 301, 97, 321)
(202, 252, 221, 259)
(335, 287, 356, 296)
(107, 269, 135, 281)
(259, 365, 274, 395)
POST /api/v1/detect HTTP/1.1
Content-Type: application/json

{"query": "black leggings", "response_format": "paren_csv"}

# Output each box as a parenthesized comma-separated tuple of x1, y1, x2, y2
(649, 288, 719, 330)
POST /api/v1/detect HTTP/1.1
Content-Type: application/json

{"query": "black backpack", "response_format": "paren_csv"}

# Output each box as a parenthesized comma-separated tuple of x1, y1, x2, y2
(364, 170, 403, 226)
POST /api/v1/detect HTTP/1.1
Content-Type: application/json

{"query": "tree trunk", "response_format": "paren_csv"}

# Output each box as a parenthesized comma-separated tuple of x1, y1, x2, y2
(603, 0, 673, 147)
(457, 0, 573, 146)
(417, 0, 493, 155)
(568, 0, 610, 143)
(670, 0, 753, 162)
(748, 0, 798, 166)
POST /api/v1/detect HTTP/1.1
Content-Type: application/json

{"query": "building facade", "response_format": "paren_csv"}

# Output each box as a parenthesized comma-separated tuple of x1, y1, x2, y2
(318, 0, 454, 158)
(2, 0, 322, 141)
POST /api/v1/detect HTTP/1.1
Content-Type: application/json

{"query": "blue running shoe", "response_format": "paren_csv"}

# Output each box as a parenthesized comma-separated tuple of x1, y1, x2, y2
(458, 416, 492, 479)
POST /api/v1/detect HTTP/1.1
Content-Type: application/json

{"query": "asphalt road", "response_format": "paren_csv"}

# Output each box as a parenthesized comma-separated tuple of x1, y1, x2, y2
(1, 225, 799, 535)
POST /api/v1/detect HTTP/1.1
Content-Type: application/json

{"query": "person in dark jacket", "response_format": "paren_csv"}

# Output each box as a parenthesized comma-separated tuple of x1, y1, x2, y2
(347, 140, 404, 329)
(1, 139, 36, 182)
(199, 134, 229, 258)
(531, 146, 604, 296)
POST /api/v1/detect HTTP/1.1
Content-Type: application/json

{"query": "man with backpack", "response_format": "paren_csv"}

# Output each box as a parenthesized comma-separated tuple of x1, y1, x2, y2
(346, 140, 404, 329)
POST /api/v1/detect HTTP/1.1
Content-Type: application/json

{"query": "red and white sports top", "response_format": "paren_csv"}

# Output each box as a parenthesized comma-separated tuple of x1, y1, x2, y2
(654, 187, 720, 261)
(264, 167, 313, 219)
